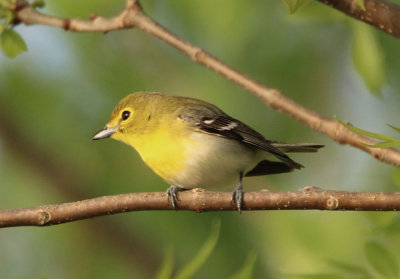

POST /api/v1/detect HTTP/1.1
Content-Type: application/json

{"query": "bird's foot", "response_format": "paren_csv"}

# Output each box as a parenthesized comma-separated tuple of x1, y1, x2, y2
(231, 183, 243, 213)
(166, 185, 187, 209)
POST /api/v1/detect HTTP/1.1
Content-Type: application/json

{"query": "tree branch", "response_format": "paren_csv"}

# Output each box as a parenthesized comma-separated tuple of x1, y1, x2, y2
(2, 187, 400, 228)
(13, 0, 400, 167)
(317, 0, 400, 39)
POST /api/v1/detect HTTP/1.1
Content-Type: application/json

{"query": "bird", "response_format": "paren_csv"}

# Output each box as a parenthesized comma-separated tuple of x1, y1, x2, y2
(92, 92, 323, 211)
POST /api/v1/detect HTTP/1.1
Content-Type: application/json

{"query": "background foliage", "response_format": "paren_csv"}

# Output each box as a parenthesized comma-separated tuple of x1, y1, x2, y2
(1, 0, 400, 278)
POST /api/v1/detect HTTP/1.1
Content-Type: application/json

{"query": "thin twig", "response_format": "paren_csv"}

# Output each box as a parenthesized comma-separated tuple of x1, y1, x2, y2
(1, 187, 400, 228)
(14, 0, 400, 167)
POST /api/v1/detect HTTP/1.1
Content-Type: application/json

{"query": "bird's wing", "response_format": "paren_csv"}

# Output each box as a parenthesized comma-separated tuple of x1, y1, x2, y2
(177, 105, 303, 169)
(245, 160, 294, 176)
(270, 142, 324, 153)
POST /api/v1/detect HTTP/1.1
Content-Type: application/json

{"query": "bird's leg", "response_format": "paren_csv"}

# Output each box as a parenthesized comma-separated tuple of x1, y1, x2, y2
(231, 172, 244, 213)
(166, 185, 188, 209)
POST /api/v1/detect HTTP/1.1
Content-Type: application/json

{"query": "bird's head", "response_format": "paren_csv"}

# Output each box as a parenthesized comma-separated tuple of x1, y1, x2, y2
(92, 92, 161, 143)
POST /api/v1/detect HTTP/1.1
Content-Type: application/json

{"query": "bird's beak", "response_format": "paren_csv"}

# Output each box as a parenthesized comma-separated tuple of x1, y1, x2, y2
(92, 125, 118, 140)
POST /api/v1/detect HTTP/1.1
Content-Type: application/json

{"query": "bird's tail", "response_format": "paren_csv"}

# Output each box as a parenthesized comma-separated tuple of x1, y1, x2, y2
(271, 142, 324, 153)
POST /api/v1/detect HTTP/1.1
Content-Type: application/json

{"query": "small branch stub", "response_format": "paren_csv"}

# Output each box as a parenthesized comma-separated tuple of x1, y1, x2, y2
(38, 210, 51, 224)
(326, 196, 339, 210)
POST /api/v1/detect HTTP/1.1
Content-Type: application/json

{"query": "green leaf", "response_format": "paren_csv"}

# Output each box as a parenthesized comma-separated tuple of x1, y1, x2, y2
(175, 219, 220, 279)
(364, 141, 400, 148)
(356, 0, 366, 10)
(328, 259, 373, 279)
(32, 0, 45, 9)
(1, 28, 27, 58)
(0, 0, 9, 8)
(388, 124, 400, 134)
(364, 240, 398, 279)
(335, 116, 396, 142)
(352, 22, 386, 95)
(229, 251, 257, 279)
(283, 0, 310, 14)
(0, 9, 10, 19)
(0, 9, 13, 28)
(154, 245, 174, 279)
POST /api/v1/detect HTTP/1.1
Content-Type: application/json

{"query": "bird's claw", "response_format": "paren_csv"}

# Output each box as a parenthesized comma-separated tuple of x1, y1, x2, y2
(231, 183, 243, 213)
(166, 185, 186, 209)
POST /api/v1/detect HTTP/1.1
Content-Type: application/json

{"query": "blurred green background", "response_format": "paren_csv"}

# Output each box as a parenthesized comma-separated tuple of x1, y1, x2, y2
(1, 0, 400, 278)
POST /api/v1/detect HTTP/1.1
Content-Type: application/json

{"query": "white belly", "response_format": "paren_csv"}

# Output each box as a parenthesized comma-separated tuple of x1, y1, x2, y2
(168, 132, 262, 189)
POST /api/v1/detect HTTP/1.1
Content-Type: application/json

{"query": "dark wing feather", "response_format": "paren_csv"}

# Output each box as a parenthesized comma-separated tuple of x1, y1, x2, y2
(245, 160, 294, 176)
(178, 104, 303, 169)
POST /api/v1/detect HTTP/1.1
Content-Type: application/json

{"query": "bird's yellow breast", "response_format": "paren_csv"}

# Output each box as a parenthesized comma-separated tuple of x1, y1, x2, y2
(113, 120, 190, 184)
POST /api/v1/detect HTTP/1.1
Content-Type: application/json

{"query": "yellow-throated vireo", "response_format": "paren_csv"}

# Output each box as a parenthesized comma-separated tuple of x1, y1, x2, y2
(92, 92, 323, 211)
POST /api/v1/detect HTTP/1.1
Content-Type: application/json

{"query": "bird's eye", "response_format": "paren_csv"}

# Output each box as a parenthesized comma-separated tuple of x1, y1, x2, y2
(121, 110, 131, 121)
